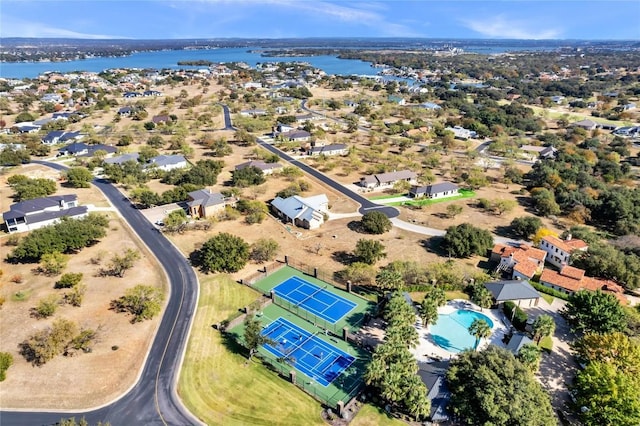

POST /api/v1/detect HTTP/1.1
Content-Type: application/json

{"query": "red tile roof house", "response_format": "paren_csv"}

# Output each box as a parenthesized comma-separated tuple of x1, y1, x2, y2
(540, 266, 627, 305)
(539, 235, 588, 269)
(491, 243, 547, 281)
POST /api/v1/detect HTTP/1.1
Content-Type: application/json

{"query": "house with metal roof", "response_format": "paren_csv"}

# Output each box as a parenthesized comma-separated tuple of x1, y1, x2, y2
(417, 361, 451, 423)
(146, 155, 188, 172)
(234, 160, 283, 175)
(270, 194, 329, 230)
(3, 195, 88, 234)
(307, 143, 348, 156)
(506, 333, 534, 355)
(359, 170, 418, 190)
(409, 182, 459, 199)
(484, 279, 541, 308)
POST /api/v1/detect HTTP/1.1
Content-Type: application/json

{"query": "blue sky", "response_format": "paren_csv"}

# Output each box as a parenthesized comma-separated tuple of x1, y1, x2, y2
(1, 1, 639, 40)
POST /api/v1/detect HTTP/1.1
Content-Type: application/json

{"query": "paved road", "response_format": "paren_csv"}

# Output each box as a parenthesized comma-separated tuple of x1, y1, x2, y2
(1, 162, 201, 425)
(219, 104, 399, 218)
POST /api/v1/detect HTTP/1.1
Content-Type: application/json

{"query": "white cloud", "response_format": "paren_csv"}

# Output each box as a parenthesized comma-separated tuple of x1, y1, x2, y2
(1, 16, 124, 39)
(462, 15, 561, 40)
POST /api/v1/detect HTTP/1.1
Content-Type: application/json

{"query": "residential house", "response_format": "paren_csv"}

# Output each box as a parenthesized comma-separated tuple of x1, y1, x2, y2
(484, 279, 541, 308)
(402, 126, 431, 139)
(12, 122, 40, 133)
(234, 160, 282, 175)
(187, 189, 235, 219)
(550, 95, 565, 104)
(491, 243, 547, 281)
(295, 113, 318, 123)
(240, 109, 267, 117)
(143, 90, 162, 97)
(117, 106, 133, 116)
(416, 361, 451, 423)
(419, 102, 442, 110)
(409, 182, 459, 199)
(146, 154, 188, 172)
(59, 142, 116, 157)
(42, 130, 83, 145)
(621, 102, 637, 111)
(445, 126, 477, 140)
(270, 194, 329, 230)
(123, 91, 141, 98)
(104, 153, 140, 165)
(387, 95, 406, 105)
(281, 130, 311, 142)
(41, 93, 63, 103)
(571, 119, 601, 131)
(3, 195, 88, 234)
(360, 170, 418, 190)
(307, 143, 348, 156)
(540, 266, 627, 304)
(152, 114, 171, 125)
(539, 235, 588, 269)
(519, 145, 557, 161)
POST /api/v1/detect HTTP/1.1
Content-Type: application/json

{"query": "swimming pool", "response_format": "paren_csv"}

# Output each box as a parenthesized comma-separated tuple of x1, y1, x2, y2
(429, 309, 494, 353)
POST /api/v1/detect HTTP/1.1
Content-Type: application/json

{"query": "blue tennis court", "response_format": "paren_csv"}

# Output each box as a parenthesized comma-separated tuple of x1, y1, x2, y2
(273, 276, 357, 324)
(261, 317, 355, 387)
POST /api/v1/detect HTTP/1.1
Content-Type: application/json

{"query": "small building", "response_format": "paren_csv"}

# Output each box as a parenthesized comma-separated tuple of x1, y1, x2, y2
(484, 280, 541, 308)
(234, 160, 282, 175)
(187, 189, 234, 219)
(143, 90, 162, 97)
(417, 361, 451, 423)
(519, 145, 557, 161)
(152, 114, 171, 124)
(240, 109, 267, 117)
(539, 235, 588, 269)
(307, 143, 348, 156)
(388, 95, 406, 105)
(445, 126, 477, 140)
(270, 194, 329, 230)
(360, 170, 418, 190)
(571, 119, 601, 131)
(409, 182, 459, 199)
(117, 106, 133, 116)
(419, 102, 442, 110)
(146, 155, 188, 172)
(506, 333, 534, 355)
(104, 153, 140, 165)
(281, 130, 311, 142)
(42, 130, 84, 145)
(3, 195, 88, 234)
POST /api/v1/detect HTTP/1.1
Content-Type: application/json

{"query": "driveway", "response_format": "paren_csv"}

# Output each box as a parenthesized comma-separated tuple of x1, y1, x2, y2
(523, 299, 579, 424)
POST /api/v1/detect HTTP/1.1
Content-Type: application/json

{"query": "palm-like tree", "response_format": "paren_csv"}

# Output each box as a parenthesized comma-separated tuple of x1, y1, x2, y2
(532, 314, 556, 345)
(471, 284, 493, 311)
(468, 319, 492, 351)
(517, 343, 542, 372)
(420, 298, 439, 327)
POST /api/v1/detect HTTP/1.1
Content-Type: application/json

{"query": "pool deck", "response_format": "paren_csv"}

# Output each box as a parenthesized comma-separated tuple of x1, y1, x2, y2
(410, 299, 510, 361)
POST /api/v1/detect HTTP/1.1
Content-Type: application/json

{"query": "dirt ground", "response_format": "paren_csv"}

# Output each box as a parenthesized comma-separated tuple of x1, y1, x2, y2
(0, 166, 166, 409)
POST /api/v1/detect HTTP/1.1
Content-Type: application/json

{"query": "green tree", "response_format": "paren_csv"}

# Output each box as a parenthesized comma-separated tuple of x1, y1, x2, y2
(447, 346, 555, 425)
(112, 284, 164, 323)
(419, 298, 439, 326)
(102, 249, 140, 278)
(443, 223, 493, 258)
(532, 314, 556, 344)
(361, 211, 392, 234)
(235, 199, 268, 224)
(164, 209, 188, 229)
(468, 318, 491, 350)
(470, 283, 493, 311)
(231, 166, 266, 187)
(564, 290, 627, 334)
(250, 238, 279, 263)
(573, 361, 640, 426)
(510, 216, 543, 240)
(39, 251, 68, 276)
(34, 294, 60, 319)
(192, 233, 250, 273)
(376, 267, 404, 291)
(340, 262, 377, 286)
(517, 343, 542, 372)
(19, 318, 78, 366)
(7, 175, 57, 201)
(446, 204, 463, 218)
(572, 332, 640, 374)
(64, 283, 87, 307)
(64, 167, 93, 188)
(0, 352, 13, 381)
(354, 239, 386, 265)
(243, 314, 271, 359)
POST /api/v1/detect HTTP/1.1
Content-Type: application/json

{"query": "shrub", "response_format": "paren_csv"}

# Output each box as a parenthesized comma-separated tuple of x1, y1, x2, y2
(55, 273, 83, 289)
(0, 352, 13, 381)
(361, 211, 392, 234)
(34, 295, 60, 319)
(503, 301, 528, 331)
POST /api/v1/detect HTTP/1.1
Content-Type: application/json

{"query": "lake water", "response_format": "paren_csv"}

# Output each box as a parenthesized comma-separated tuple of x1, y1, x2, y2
(0, 41, 570, 80)
(0, 48, 379, 79)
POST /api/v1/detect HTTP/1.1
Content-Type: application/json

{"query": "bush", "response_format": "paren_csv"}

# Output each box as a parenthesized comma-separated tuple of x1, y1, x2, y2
(0, 352, 13, 381)
(191, 233, 250, 273)
(34, 295, 60, 319)
(111, 284, 164, 323)
(530, 281, 569, 301)
(55, 272, 83, 289)
(503, 301, 528, 331)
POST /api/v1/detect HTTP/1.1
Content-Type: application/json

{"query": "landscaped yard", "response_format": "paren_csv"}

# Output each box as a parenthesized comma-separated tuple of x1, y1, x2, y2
(370, 189, 476, 207)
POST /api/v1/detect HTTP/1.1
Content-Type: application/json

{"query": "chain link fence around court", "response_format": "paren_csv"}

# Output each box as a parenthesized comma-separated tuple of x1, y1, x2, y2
(255, 350, 364, 410)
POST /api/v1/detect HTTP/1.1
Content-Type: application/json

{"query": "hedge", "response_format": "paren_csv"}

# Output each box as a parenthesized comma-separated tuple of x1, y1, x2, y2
(530, 281, 570, 301)
(503, 301, 528, 331)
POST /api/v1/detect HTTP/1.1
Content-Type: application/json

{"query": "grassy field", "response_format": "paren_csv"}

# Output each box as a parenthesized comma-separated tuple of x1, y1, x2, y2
(178, 274, 393, 425)
(178, 274, 325, 426)
(350, 404, 406, 426)
(379, 189, 476, 207)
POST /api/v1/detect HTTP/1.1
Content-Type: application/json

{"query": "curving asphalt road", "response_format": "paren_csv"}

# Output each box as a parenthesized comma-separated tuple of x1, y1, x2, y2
(1, 161, 201, 426)
(220, 104, 399, 219)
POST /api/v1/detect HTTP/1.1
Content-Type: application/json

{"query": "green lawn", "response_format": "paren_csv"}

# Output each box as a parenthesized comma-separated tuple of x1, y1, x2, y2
(539, 292, 554, 305)
(539, 336, 554, 353)
(350, 404, 405, 426)
(178, 274, 393, 425)
(178, 274, 325, 426)
(381, 189, 476, 207)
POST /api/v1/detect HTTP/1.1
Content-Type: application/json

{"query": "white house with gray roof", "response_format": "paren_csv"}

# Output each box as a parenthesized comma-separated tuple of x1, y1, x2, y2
(235, 160, 282, 175)
(187, 189, 235, 219)
(359, 170, 417, 190)
(146, 155, 188, 172)
(3, 195, 88, 233)
(271, 194, 329, 230)
(409, 182, 459, 199)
